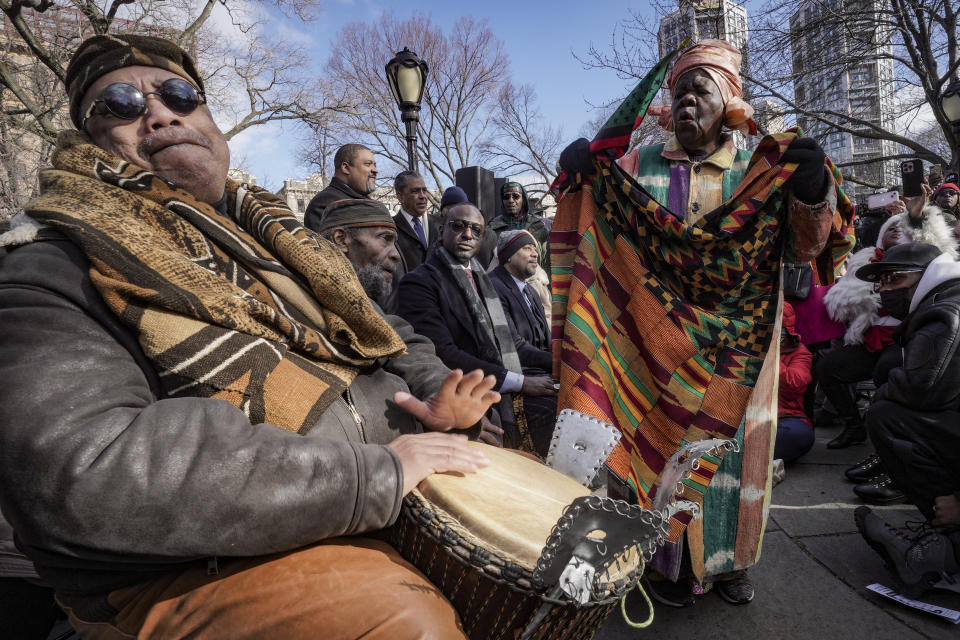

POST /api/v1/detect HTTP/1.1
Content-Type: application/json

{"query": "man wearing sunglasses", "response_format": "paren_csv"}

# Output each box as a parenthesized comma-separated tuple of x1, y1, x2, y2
(397, 203, 558, 455)
(0, 34, 497, 639)
(488, 181, 551, 271)
(853, 242, 960, 595)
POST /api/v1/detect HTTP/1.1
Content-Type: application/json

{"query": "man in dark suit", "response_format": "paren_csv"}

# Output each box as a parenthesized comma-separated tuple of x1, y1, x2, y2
(392, 171, 440, 273)
(303, 144, 378, 232)
(397, 203, 557, 455)
(488, 230, 552, 375)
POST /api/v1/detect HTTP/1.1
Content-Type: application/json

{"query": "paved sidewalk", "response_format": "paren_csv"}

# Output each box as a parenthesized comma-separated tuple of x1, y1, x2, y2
(597, 423, 960, 639)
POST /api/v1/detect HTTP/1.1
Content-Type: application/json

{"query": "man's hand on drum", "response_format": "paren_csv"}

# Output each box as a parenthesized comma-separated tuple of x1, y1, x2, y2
(393, 368, 500, 432)
(388, 433, 490, 495)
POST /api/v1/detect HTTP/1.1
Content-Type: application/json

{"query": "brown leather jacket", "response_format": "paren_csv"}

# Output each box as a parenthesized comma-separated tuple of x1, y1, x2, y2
(0, 232, 450, 595)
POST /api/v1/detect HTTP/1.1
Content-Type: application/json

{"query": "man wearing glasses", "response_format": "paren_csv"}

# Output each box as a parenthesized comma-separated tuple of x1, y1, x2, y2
(488, 181, 551, 271)
(853, 242, 960, 596)
(0, 34, 495, 638)
(398, 203, 558, 454)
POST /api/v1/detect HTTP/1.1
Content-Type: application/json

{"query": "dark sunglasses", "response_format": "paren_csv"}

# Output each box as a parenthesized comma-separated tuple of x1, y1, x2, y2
(82, 78, 205, 129)
(446, 219, 484, 236)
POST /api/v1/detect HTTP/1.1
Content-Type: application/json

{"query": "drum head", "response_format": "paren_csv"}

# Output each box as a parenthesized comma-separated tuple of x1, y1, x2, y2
(418, 443, 590, 570)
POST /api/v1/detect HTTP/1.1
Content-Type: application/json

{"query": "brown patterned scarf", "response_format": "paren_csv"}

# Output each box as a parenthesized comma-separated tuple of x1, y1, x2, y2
(26, 131, 406, 433)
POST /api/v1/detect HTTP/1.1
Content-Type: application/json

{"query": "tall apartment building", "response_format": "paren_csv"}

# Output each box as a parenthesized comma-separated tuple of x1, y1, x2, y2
(659, 0, 749, 77)
(658, 0, 750, 146)
(790, 0, 898, 199)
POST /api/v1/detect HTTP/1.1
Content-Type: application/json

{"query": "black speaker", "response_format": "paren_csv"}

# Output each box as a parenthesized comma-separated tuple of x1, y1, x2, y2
(455, 166, 497, 222)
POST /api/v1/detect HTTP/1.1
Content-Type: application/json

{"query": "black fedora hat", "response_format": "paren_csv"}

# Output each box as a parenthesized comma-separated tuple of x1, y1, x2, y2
(855, 242, 943, 282)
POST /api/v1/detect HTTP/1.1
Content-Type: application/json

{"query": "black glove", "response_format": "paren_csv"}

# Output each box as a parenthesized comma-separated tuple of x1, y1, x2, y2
(781, 137, 827, 204)
(558, 137, 595, 180)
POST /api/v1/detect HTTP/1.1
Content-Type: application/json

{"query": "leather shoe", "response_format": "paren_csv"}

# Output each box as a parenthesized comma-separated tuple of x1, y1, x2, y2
(854, 474, 906, 505)
(826, 422, 867, 449)
(845, 452, 882, 483)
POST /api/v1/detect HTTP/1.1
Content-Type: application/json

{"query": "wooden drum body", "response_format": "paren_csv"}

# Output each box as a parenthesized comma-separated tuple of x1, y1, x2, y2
(386, 443, 666, 640)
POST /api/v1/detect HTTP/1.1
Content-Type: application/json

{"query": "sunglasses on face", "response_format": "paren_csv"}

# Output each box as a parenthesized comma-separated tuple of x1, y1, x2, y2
(872, 270, 920, 291)
(82, 78, 206, 129)
(446, 219, 484, 236)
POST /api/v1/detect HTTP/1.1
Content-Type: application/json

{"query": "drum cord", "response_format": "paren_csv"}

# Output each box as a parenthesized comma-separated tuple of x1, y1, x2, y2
(619, 555, 655, 629)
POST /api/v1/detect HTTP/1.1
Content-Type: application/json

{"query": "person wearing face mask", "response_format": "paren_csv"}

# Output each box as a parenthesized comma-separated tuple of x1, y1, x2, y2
(819, 196, 958, 456)
(852, 242, 960, 597)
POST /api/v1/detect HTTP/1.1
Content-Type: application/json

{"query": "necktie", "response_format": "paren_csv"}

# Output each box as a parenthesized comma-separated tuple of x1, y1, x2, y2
(412, 216, 427, 248)
(464, 267, 478, 292)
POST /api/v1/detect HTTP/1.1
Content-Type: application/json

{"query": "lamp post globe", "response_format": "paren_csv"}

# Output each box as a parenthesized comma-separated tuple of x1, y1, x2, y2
(940, 78, 960, 174)
(385, 48, 429, 172)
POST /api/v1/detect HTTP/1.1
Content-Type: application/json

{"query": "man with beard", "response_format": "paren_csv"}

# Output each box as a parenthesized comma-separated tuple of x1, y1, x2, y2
(488, 181, 551, 271)
(853, 242, 960, 595)
(316, 198, 400, 308)
(398, 203, 558, 454)
(0, 34, 495, 638)
(303, 143, 378, 232)
(489, 230, 552, 373)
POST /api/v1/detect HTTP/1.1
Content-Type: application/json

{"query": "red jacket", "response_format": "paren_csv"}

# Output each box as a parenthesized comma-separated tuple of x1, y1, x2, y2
(779, 302, 813, 423)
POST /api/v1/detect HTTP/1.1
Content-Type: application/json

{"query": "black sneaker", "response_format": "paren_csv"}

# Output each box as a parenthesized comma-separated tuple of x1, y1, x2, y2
(854, 473, 905, 505)
(845, 452, 882, 483)
(715, 570, 754, 605)
(855, 507, 960, 596)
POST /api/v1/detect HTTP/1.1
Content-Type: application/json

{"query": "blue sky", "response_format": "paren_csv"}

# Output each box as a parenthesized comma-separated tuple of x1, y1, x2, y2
(228, 0, 652, 190)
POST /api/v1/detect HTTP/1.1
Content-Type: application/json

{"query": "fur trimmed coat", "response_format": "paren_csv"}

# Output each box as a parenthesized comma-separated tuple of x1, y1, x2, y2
(825, 205, 958, 345)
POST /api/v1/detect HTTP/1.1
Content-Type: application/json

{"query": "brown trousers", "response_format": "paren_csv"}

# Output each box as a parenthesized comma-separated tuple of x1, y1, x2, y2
(57, 537, 467, 640)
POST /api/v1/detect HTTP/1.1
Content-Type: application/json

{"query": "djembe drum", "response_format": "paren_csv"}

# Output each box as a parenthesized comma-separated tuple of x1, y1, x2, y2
(386, 442, 670, 640)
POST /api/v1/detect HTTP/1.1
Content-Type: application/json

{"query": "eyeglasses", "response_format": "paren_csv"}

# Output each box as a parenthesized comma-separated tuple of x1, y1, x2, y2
(872, 270, 919, 291)
(503, 193, 522, 200)
(82, 78, 206, 130)
(446, 219, 485, 236)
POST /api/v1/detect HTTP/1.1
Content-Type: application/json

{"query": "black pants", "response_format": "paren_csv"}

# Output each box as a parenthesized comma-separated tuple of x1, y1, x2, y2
(866, 399, 960, 520)
(814, 343, 900, 420)
(0, 577, 62, 640)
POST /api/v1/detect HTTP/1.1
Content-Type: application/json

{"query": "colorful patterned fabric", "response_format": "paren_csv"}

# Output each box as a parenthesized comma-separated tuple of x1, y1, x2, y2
(618, 134, 753, 227)
(548, 53, 855, 579)
(26, 131, 406, 433)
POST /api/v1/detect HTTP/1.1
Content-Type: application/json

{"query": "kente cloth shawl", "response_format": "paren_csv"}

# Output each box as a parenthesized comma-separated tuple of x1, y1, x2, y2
(24, 130, 406, 433)
(550, 46, 855, 580)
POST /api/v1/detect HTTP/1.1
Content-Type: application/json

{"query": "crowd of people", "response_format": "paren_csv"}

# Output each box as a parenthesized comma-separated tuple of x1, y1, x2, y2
(0, 31, 958, 640)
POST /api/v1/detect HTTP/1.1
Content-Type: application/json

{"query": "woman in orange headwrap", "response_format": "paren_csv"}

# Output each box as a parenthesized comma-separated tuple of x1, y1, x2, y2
(612, 39, 838, 607)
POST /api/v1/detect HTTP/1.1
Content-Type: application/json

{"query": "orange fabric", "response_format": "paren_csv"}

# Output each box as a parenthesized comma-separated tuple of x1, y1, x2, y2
(648, 39, 756, 136)
(58, 538, 466, 640)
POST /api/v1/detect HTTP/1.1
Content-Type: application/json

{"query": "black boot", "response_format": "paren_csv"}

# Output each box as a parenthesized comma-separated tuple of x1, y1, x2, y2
(855, 507, 960, 596)
(827, 417, 867, 449)
(845, 452, 882, 482)
(854, 473, 906, 505)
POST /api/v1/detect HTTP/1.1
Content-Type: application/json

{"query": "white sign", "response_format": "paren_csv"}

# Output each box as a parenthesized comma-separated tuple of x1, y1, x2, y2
(866, 583, 960, 624)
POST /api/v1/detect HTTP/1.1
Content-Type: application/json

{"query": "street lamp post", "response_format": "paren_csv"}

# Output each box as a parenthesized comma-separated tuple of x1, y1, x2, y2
(940, 78, 960, 175)
(385, 48, 429, 172)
